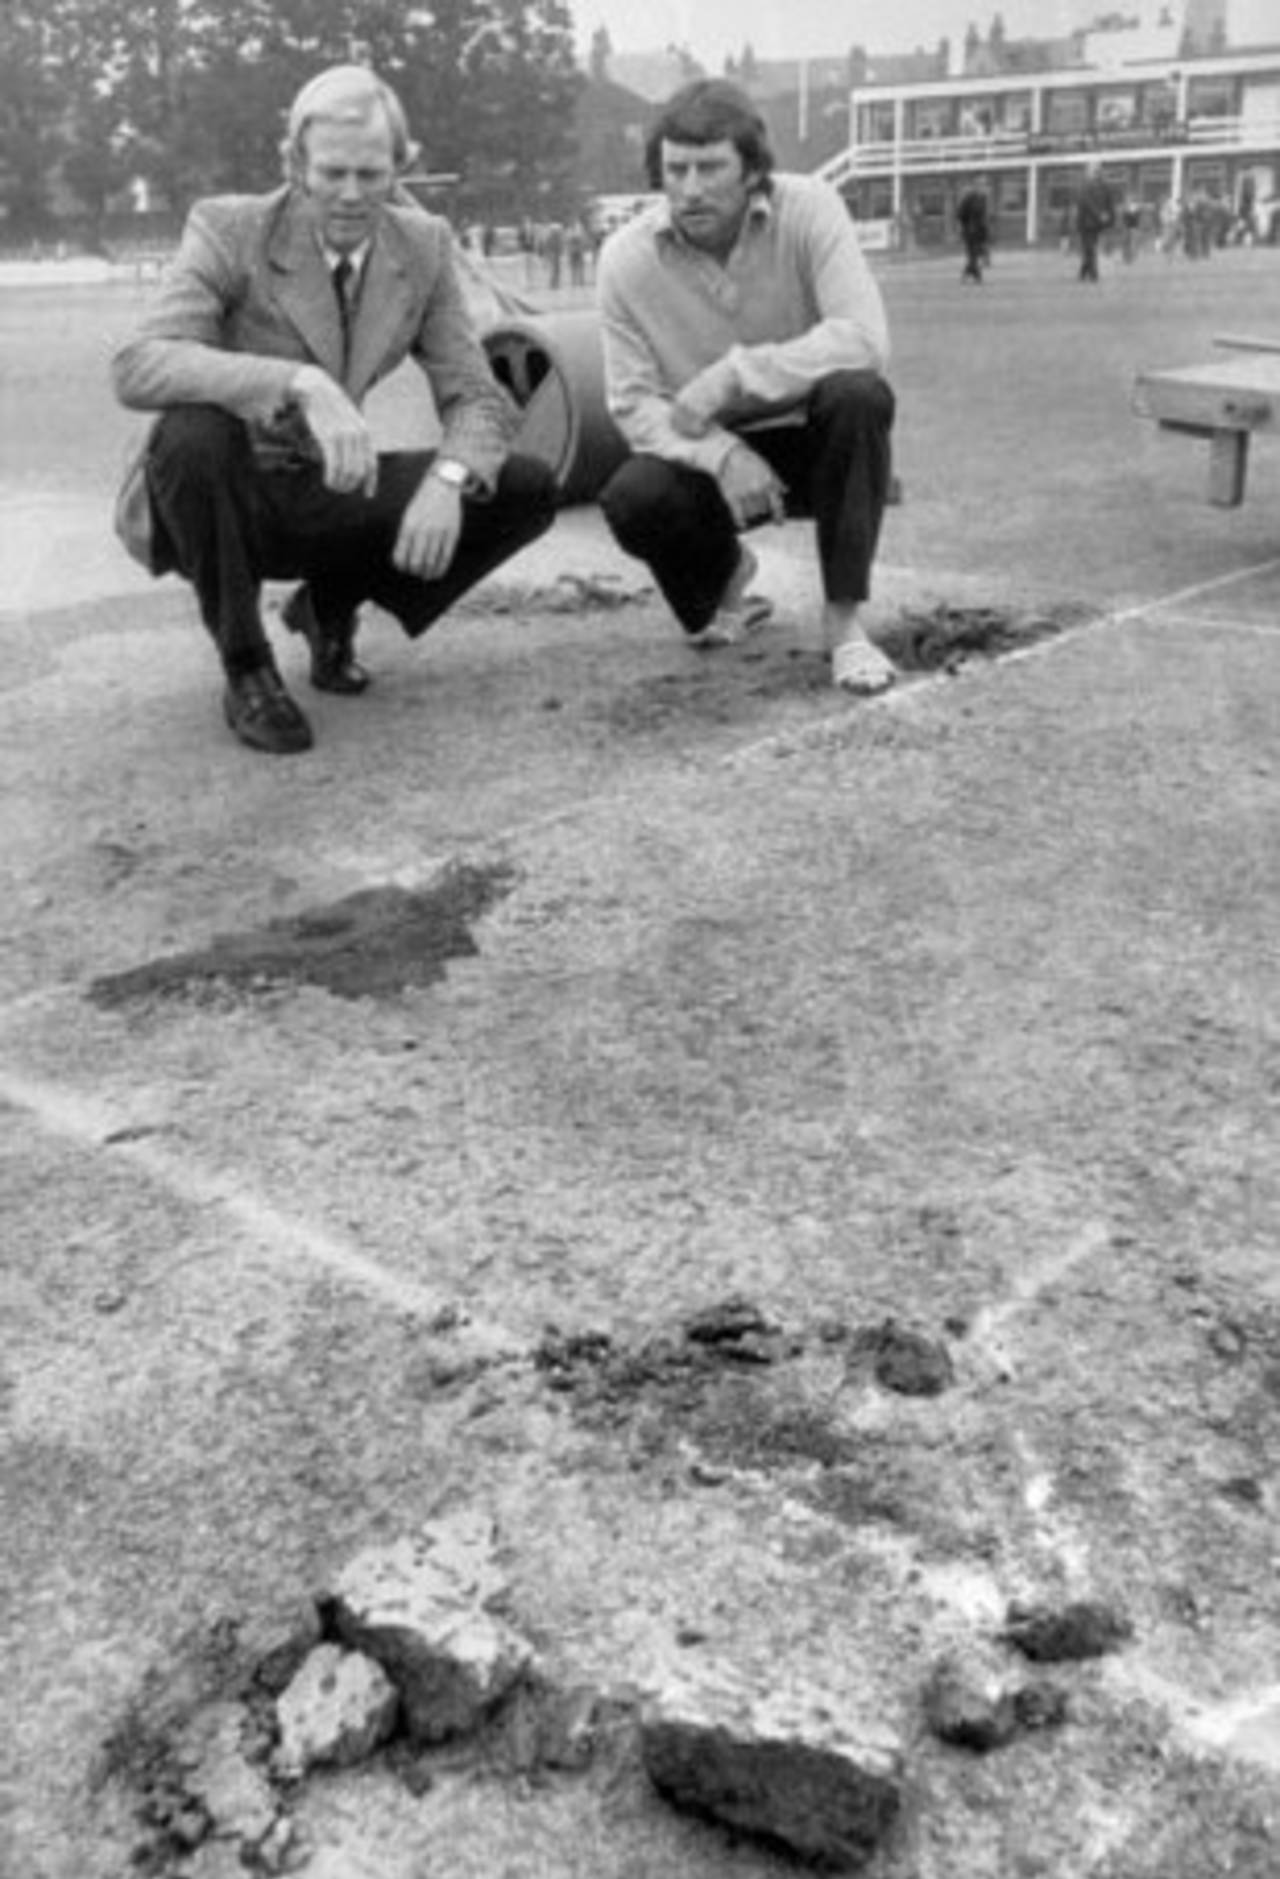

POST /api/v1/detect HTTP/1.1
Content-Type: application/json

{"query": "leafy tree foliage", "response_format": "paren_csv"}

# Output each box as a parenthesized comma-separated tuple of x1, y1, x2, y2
(0, 0, 583, 238)
(0, 2, 66, 230)
(587, 23, 610, 82)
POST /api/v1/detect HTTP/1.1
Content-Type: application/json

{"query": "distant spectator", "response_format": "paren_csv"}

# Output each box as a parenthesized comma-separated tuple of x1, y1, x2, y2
(542, 219, 565, 288)
(1075, 162, 1116, 283)
(1158, 194, 1182, 259)
(566, 219, 588, 287)
(1233, 175, 1257, 245)
(518, 216, 537, 284)
(956, 178, 991, 284)
(1185, 189, 1214, 259)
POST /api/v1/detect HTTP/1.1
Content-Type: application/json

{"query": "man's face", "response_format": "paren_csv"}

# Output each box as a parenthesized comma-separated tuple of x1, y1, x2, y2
(660, 137, 754, 255)
(299, 111, 396, 253)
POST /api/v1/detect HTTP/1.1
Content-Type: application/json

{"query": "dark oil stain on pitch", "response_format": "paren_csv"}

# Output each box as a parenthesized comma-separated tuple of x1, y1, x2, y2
(88, 861, 516, 1007)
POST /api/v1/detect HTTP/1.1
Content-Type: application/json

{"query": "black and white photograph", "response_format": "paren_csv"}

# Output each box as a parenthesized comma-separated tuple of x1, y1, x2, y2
(3, 1, 1280, 1873)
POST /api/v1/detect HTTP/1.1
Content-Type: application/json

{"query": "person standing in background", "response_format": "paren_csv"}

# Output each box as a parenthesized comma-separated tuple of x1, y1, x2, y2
(1075, 162, 1116, 282)
(956, 177, 992, 284)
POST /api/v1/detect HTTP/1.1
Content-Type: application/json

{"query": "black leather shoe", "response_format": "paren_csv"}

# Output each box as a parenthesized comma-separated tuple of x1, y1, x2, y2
(282, 585, 370, 694)
(223, 667, 314, 754)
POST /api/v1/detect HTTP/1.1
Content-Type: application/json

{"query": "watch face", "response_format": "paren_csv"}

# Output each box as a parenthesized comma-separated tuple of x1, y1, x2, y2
(434, 459, 467, 486)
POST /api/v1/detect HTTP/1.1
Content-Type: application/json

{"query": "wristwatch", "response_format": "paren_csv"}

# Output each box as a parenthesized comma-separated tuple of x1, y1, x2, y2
(430, 457, 471, 490)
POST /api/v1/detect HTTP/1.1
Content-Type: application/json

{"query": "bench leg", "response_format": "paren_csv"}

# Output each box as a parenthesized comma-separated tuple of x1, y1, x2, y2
(1208, 428, 1249, 507)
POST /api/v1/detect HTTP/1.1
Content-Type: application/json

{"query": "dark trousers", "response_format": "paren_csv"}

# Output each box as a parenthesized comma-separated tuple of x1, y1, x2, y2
(598, 370, 895, 635)
(147, 405, 558, 678)
(1078, 227, 1102, 280)
(962, 234, 986, 280)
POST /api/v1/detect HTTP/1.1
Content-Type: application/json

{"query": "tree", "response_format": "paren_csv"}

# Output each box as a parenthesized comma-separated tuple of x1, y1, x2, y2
(0, 4, 64, 233)
(588, 23, 610, 82)
(465, 0, 583, 218)
(0, 0, 590, 237)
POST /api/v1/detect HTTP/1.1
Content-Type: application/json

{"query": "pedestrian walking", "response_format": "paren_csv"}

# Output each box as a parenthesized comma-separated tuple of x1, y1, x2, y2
(542, 219, 565, 289)
(566, 219, 588, 287)
(956, 178, 992, 284)
(1075, 162, 1116, 283)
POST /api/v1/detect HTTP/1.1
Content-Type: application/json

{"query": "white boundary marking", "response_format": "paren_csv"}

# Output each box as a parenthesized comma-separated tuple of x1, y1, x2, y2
(1110, 554, 1280, 624)
(1128, 613, 1280, 637)
(721, 551, 1280, 770)
(0, 1066, 516, 1350)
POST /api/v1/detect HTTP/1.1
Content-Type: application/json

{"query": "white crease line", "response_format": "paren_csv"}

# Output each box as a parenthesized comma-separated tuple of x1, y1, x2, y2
(1126, 613, 1280, 637)
(1111, 554, 1280, 624)
(1109, 1662, 1280, 1774)
(723, 552, 1280, 770)
(967, 1221, 1113, 1382)
(0, 1066, 518, 1355)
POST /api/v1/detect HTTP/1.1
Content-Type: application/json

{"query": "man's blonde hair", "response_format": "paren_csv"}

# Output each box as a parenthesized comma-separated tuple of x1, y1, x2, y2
(281, 64, 418, 178)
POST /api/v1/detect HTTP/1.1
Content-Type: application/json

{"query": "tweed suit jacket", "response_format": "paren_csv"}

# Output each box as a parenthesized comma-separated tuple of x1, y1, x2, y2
(112, 185, 516, 488)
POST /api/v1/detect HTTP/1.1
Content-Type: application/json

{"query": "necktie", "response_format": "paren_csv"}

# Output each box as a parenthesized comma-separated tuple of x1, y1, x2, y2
(332, 256, 354, 363)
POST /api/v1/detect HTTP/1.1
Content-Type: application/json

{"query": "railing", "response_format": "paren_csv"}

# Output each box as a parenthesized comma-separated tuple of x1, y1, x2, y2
(819, 113, 1280, 183)
(820, 133, 1025, 187)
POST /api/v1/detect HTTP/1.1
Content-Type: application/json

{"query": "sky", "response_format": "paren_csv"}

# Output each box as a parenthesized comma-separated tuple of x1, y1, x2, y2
(575, 0, 1121, 64)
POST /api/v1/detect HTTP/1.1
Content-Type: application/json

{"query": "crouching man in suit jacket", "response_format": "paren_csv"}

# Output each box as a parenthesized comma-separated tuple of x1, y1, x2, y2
(112, 63, 556, 754)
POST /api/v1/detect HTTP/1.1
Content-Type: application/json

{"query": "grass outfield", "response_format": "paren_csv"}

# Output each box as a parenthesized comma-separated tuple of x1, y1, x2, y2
(3, 243, 1280, 611)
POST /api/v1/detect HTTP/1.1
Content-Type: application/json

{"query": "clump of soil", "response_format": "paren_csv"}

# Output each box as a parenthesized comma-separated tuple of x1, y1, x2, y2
(531, 1300, 947, 1476)
(1003, 1599, 1133, 1662)
(532, 1300, 832, 1464)
(876, 600, 1103, 673)
(849, 1319, 956, 1397)
(88, 861, 516, 1006)
(93, 1615, 287, 1873)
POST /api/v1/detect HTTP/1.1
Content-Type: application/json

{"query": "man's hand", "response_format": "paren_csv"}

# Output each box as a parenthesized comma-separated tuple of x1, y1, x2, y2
(719, 440, 787, 530)
(671, 359, 735, 439)
(291, 366, 378, 495)
(393, 472, 464, 581)
(670, 392, 714, 438)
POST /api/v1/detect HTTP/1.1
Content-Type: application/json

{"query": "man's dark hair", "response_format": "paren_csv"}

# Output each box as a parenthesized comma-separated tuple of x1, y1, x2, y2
(643, 80, 775, 191)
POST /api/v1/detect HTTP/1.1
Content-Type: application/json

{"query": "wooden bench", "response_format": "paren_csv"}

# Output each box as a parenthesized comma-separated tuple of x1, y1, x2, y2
(1133, 335, 1280, 507)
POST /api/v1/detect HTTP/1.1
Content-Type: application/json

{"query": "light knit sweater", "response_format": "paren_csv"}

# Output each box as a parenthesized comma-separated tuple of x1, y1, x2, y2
(597, 172, 890, 476)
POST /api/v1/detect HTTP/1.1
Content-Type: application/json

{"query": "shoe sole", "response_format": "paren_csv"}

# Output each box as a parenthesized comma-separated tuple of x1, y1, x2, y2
(687, 591, 775, 652)
(222, 692, 314, 754)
